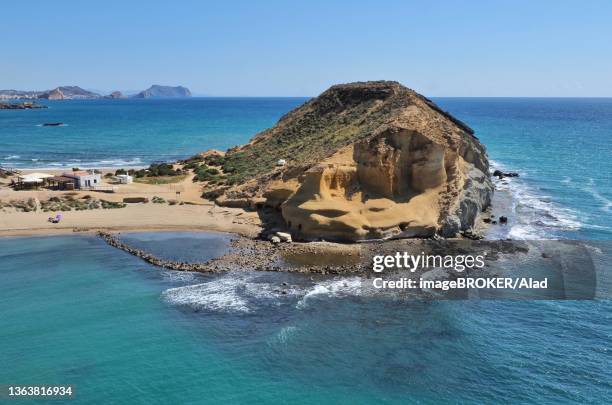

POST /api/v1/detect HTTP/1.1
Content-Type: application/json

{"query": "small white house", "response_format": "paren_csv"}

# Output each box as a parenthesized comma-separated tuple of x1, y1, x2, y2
(116, 174, 133, 184)
(63, 170, 102, 189)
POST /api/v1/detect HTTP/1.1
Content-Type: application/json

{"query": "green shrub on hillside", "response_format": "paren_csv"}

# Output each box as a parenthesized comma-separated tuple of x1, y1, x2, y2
(148, 163, 179, 176)
(183, 161, 201, 170)
(204, 154, 225, 166)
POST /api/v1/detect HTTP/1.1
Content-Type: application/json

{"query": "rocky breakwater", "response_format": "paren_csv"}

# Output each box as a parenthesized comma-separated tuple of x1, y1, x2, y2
(200, 81, 493, 241)
(97, 231, 366, 274)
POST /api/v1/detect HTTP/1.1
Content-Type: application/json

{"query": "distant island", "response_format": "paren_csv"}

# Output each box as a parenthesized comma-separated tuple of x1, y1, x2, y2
(0, 85, 192, 100)
(132, 85, 192, 98)
(105, 91, 125, 99)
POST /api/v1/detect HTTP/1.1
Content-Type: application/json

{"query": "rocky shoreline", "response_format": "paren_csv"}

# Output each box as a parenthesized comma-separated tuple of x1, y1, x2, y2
(0, 102, 47, 110)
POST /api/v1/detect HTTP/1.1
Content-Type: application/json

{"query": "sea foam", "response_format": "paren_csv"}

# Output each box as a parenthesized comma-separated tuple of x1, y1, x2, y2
(490, 160, 582, 239)
(296, 277, 366, 309)
(162, 273, 370, 314)
(162, 278, 251, 313)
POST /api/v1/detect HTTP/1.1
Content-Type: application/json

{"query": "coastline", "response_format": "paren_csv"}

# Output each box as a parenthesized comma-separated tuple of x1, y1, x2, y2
(1, 161, 521, 244)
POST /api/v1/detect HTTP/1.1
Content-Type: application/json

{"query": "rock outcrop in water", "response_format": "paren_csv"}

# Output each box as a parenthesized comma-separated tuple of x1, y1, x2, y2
(201, 81, 493, 241)
(42, 88, 65, 100)
(105, 91, 125, 99)
(0, 102, 47, 109)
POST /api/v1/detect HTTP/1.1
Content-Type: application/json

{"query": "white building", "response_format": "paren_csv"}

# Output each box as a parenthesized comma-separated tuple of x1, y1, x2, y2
(63, 170, 102, 189)
(116, 174, 133, 184)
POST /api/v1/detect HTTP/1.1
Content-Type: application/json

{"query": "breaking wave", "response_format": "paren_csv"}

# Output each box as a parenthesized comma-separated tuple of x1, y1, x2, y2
(162, 273, 303, 313)
(490, 160, 582, 239)
(162, 273, 370, 314)
(4, 157, 145, 169)
(583, 178, 612, 214)
(162, 276, 251, 313)
(295, 277, 366, 309)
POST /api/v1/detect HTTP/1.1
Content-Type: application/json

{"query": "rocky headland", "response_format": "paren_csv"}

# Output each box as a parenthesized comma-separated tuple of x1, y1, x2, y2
(0, 86, 101, 100)
(39, 86, 101, 100)
(0, 85, 191, 100)
(196, 81, 493, 241)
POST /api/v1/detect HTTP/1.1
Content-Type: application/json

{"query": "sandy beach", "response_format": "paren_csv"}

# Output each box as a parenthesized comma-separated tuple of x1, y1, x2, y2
(0, 203, 261, 237)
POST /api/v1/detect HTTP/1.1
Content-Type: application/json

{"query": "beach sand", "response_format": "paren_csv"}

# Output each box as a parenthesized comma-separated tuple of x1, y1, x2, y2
(0, 203, 261, 237)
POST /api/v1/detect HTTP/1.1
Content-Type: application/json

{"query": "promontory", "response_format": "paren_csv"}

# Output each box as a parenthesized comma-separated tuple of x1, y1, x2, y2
(195, 81, 493, 242)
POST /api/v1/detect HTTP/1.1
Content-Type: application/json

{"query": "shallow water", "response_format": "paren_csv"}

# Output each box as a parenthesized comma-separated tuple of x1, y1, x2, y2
(118, 231, 234, 263)
(1, 235, 611, 403)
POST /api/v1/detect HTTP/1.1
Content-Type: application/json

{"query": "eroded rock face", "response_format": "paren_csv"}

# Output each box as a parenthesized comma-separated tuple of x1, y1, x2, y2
(44, 88, 65, 100)
(210, 81, 493, 241)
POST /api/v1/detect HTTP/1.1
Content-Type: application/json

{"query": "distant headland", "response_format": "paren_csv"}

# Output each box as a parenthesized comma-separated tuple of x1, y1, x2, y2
(0, 85, 192, 100)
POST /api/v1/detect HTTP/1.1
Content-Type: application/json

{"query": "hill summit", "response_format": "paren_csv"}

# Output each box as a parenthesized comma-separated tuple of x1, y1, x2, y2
(200, 81, 493, 241)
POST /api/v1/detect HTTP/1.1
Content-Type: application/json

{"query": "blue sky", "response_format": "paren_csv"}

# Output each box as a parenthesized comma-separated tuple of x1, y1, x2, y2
(3, 0, 611, 96)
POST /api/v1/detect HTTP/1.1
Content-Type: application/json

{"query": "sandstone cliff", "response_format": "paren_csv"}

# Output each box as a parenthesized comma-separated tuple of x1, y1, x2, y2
(200, 81, 492, 241)
(43, 88, 65, 100)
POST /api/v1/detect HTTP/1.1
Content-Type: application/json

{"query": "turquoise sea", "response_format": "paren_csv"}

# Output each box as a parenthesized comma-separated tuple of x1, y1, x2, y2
(1, 98, 612, 403)
(0, 98, 307, 168)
